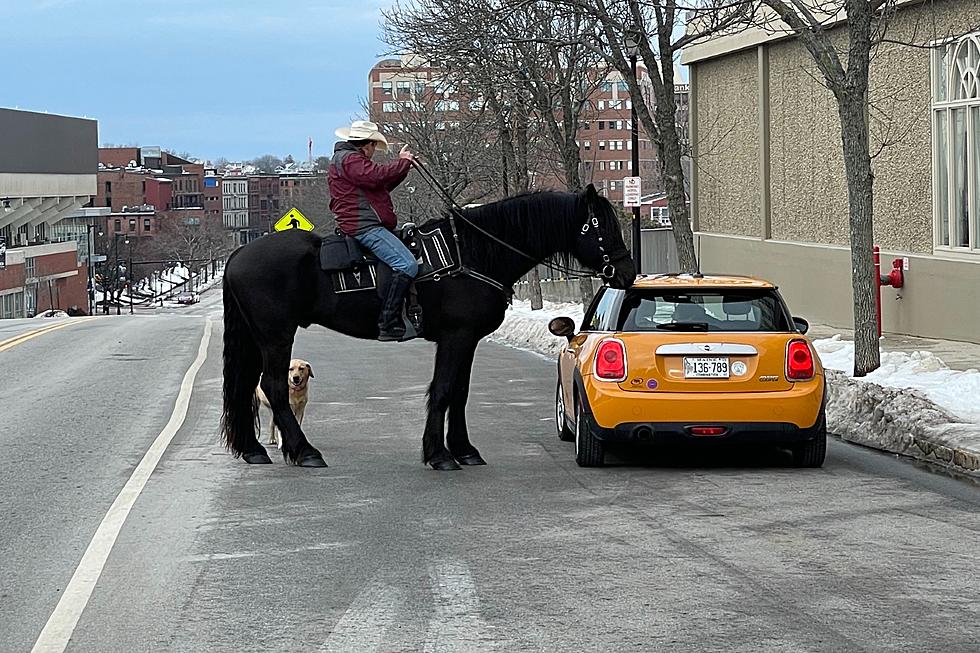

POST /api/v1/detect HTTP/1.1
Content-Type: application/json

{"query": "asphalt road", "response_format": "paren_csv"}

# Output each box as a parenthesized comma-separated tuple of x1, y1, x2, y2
(1, 288, 978, 652)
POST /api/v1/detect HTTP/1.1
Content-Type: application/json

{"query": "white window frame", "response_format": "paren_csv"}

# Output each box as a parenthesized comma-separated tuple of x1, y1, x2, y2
(931, 31, 980, 253)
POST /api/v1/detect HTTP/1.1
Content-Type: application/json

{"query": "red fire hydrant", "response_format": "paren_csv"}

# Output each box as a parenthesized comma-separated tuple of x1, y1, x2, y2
(874, 245, 904, 337)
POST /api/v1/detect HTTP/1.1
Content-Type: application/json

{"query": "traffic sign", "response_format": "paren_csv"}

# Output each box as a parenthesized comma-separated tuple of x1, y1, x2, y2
(274, 207, 314, 232)
(90, 254, 107, 263)
(622, 177, 642, 207)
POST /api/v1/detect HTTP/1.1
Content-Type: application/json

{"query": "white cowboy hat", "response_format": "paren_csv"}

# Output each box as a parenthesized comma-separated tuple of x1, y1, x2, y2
(334, 120, 389, 150)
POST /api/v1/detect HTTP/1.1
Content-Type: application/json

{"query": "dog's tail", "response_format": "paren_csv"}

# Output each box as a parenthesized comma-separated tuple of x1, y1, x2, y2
(219, 273, 261, 457)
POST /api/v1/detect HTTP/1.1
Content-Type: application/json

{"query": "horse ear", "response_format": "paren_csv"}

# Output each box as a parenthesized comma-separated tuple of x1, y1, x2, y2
(583, 183, 599, 200)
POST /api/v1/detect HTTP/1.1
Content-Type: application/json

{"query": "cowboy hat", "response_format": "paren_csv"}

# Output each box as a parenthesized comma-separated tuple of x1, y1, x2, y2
(334, 120, 389, 150)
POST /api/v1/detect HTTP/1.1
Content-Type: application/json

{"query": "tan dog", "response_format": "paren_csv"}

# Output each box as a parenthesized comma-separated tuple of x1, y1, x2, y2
(255, 358, 314, 449)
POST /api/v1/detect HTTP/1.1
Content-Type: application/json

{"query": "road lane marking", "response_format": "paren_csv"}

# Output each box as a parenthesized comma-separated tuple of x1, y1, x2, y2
(0, 318, 95, 353)
(319, 578, 404, 652)
(31, 318, 212, 653)
(423, 560, 494, 653)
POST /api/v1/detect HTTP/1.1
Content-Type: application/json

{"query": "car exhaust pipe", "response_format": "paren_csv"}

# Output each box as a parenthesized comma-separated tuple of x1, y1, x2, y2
(633, 426, 654, 441)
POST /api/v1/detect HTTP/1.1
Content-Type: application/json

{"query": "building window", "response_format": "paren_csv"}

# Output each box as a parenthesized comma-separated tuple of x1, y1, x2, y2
(598, 120, 605, 130)
(129, 219, 136, 231)
(583, 141, 591, 150)
(599, 161, 606, 171)
(382, 81, 392, 95)
(610, 181, 618, 191)
(598, 141, 606, 151)
(598, 100, 605, 110)
(435, 100, 459, 112)
(105, 181, 111, 193)
(601, 82, 612, 93)
(25, 256, 36, 279)
(114, 219, 121, 232)
(144, 218, 151, 232)
(933, 32, 980, 250)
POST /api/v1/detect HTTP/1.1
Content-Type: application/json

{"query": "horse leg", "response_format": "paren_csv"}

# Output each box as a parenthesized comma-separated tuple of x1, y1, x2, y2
(445, 339, 485, 465)
(423, 332, 477, 471)
(259, 343, 326, 467)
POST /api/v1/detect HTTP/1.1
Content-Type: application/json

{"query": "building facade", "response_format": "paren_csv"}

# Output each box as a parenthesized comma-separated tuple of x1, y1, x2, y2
(682, 0, 980, 342)
(222, 175, 249, 244)
(0, 109, 98, 317)
(247, 175, 280, 239)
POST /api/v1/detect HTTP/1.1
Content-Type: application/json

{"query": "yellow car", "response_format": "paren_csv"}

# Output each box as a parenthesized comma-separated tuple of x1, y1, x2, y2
(550, 274, 826, 468)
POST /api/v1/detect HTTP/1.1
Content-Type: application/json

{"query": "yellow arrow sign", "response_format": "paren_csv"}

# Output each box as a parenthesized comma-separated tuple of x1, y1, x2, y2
(274, 207, 314, 232)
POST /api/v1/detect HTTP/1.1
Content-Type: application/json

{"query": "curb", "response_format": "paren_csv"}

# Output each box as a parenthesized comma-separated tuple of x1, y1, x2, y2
(826, 370, 980, 477)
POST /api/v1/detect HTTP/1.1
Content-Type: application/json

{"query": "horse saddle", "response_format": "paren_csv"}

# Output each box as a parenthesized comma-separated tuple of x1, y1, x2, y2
(318, 223, 453, 280)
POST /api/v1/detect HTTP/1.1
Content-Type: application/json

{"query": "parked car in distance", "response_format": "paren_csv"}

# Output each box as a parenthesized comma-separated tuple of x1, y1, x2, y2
(175, 291, 199, 305)
(550, 274, 826, 468)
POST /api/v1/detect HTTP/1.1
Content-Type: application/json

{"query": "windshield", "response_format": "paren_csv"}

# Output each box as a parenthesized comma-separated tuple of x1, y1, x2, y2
(615, 288, 792, 332)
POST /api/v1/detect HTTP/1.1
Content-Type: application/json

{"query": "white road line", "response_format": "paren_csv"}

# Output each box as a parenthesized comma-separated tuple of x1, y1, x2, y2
(320, 578, 404, 652)
(31, 319, 213, 653)
(423, 559, 493, 653)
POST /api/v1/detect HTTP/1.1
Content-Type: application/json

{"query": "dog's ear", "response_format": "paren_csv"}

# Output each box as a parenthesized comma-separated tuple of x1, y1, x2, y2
(306, 363, 314, 378)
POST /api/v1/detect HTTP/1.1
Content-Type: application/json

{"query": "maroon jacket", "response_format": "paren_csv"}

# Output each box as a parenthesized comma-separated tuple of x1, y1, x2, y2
(328, 142, 412, 235)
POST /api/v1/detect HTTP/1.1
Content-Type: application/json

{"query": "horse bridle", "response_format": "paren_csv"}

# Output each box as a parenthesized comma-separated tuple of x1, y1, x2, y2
(410, 159, 624, 285)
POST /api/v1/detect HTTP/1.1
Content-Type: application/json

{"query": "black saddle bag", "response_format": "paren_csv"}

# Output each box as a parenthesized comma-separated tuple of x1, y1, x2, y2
(319, 234, 371, 272)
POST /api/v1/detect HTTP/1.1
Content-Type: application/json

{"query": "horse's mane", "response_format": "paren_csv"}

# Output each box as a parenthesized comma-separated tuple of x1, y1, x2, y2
(425, 191, 584, 273)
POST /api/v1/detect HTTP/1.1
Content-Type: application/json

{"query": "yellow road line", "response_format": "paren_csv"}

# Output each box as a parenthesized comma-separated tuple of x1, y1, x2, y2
(0, 317, 96, 353)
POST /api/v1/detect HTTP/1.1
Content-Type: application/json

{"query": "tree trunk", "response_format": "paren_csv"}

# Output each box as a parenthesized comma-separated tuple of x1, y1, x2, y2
(837, 90, 880, 377)
(657, 127, 698, 273)
(528, 266, 544, 310)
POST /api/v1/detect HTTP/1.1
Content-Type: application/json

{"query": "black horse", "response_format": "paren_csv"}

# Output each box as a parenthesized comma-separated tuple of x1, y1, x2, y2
(220, 184, 636, 470)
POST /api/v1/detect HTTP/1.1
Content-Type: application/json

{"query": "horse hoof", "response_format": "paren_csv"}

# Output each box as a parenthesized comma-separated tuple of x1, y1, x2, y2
(454, 454, 487, 466)
(429, 458, 462, 471)
(243, 451, 273, 464)
(298, 453, 328, 468)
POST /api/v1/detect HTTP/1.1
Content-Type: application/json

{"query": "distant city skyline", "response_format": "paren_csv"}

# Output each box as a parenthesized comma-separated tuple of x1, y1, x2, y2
(0, 0, 390, 162)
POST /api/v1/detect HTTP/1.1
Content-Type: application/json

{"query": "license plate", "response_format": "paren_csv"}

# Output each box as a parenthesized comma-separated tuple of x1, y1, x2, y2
(684, 357, 730, 378)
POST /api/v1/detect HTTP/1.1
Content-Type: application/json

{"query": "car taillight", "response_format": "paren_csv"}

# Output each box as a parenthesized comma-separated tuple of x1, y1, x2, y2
(595, 339, 627, 381)
(787, 339, 815, 380)
(689, 426, 728, 436)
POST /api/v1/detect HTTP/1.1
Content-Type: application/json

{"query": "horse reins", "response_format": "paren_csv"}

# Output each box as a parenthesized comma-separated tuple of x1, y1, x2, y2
(409, 159, 618, 286)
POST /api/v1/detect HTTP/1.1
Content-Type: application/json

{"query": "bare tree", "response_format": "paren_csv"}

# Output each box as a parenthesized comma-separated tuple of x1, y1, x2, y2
(152, 217, 232, 264)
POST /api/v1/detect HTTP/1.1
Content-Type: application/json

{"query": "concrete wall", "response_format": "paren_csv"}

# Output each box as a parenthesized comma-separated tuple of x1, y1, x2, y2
(694, 49, 761, 237)
(0, 109, 97, 175)
(698, 233, 980, 343)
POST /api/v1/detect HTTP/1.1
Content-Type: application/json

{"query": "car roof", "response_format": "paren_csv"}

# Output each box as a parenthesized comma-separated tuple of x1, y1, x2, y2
(630, 274, 776, 289)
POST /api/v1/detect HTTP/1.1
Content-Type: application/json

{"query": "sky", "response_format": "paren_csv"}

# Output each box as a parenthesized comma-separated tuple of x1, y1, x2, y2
(0, 0, 391, 162)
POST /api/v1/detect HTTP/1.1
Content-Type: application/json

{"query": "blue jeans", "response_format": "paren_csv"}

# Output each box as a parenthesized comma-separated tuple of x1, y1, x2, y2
(355, 227, 418, 277)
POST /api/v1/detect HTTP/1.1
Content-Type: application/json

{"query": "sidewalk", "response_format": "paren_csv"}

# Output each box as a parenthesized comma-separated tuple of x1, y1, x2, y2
(808, 323, 980, 372)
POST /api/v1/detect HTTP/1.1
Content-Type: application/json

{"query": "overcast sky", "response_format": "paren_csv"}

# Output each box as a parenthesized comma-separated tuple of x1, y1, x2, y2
(0, 0, 390, 161)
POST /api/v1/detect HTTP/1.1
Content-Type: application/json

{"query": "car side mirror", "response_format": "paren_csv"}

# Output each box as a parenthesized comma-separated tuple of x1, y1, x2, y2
(793, 316, 809, 334)
(548, 316, 576, 341)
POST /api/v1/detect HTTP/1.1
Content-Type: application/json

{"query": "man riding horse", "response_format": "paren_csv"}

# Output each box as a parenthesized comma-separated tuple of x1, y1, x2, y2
(328, 120, 417, 342)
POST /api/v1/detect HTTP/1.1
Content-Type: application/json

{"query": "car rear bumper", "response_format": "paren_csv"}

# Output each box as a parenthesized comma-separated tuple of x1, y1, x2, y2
(584, 418, 824, 444)
(581, 375, 825, 442)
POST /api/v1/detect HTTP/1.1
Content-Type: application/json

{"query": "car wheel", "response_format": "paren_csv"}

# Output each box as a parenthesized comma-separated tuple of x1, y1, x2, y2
(791, 410, 827, 468)
(574, 395, 605, 467)
(556, 381, 574, 442)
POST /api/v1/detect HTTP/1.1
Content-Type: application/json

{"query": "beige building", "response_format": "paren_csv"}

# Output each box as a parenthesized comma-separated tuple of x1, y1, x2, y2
(683, 0, 980, 343)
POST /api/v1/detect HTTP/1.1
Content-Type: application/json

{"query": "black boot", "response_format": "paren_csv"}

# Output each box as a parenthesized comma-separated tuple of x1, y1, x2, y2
(378, 271, 413, 341)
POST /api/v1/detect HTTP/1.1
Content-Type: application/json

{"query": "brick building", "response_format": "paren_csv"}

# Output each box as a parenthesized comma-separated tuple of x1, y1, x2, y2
(247, 175, 280, 239)
(222, 175, 249, 245)
(203, 172, 223, 223)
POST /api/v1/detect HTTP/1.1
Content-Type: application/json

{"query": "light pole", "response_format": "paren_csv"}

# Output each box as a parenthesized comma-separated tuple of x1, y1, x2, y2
(112, 233, 129, 315)
(625, 30, 642, 270)
(85, 223, 97, 315)
(128, 239, 134, 315)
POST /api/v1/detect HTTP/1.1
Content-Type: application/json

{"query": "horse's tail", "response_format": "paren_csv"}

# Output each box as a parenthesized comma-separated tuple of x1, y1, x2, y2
(220, 274, 261, 456)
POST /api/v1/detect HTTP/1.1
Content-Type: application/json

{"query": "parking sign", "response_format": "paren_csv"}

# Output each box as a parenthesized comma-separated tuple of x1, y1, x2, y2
(622, 177, 641, 207)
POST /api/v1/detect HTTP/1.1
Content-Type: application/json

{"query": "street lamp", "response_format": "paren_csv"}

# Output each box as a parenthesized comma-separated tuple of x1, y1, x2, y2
(85, 223, 98, 315)
(112, 233, 129, 315)
(625, 30, 642, 270)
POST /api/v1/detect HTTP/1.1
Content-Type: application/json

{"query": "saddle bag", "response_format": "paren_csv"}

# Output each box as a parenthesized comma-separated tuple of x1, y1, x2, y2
(319, 234, 370, 272)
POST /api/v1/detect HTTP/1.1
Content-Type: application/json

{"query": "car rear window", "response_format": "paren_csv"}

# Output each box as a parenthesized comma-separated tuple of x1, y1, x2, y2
(615, 288, 792, 332)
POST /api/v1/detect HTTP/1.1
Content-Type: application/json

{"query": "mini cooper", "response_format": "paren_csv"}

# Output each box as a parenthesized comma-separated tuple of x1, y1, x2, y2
(550, 274, 826, 468)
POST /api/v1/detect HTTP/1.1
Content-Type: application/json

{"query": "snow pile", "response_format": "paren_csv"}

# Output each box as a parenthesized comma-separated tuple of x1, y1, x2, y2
(826, 370, 980, 473)
(488, 300, 584, 359)
(814, 335, 980, 425)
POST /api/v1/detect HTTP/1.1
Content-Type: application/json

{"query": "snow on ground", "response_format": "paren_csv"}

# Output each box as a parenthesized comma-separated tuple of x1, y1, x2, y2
(814, 335, 980, 425)
(488, 300, 584, 359)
